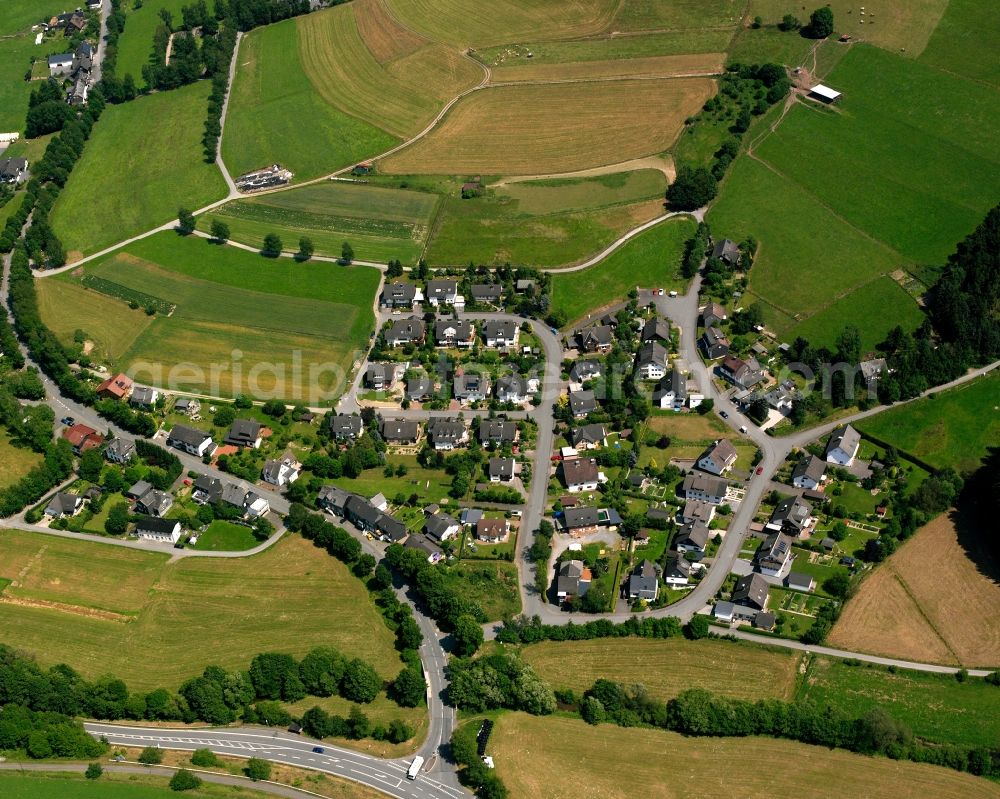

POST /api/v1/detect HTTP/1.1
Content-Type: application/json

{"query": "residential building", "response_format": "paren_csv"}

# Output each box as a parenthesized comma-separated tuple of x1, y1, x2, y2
(577, 325, 614, 354)
(453, 373, 490, 403)
(470, 284, 502, 304)
(663, 552, 691, 587)
(317, 485, 351, 517)
(628, 560, 660, 601)
(134, 516, 182, 544)
(104, 437, 136, 464)
(168, 424, 215, 457)
(130, 386, 159, 409)
(425, 512, 460, 542)
(68, 75, 89, 106)
(377, 513, 408, 543)
(426, 417, 468, 450)
(406, 376, 434, 402)
(515, 279, 536, 293)
(63, 423, 102, 454)
(48, 53, 74, 76)
(0, 157, 28, 185)
(488, 457, 515, 482)
(641, 317, 671, 344)
(460, 508, 484, 526)
(569, 359, 602, 384)
(556, 559, 591, 604)
(786, 572, 815, 593)
(224, 419, 263, 449)
(404, 533, 443, 563)
(96, 372, 133, 401)
(435, 318, 475, 348)
(859, 358, 888, 387)
(482, 319, 519, 348)
(385, 317, 426, 347)
(679, 500, 715, 526)
(262, 453, 300, 487)
(766, 497, 813, 536)
(192, 475, 223, 504)
(174, 397, 200, 416)
(792, 455, 826, 490)
(73, 41, 94, 73)
(711, 239, 741, 266)
(718, 355, 764, 390)
(425, 279, 458, 307)
(732, 573, 769, 613)
(380, 282, 419, 309)
(135, 489, 173, 518)
(561, 457, 600, 493)
(476, 518, 509, 543)
(344, 494, 382, 533)
(563, 506, 601, 534)
(568, 389, 597, 418)
(697, 439, 738, 475)
(380, 419, 420, 445)
(682, 473, 728, 504)
(700, 301, 728, 328)
(330, 414, 364, 441)
(653, 370, 687, 411)
(635, 341, 668, 381)
(479, 418, 518, 446)
(495, 374, 528, 404)
(755, 532, 795, 577)
(825, 424, 861, 466)
(674, 520, 710, 558)
(570, 423, 606, 449)
(126, 480, 153, 500)
(366, 363, 397, 391)
(44, 492, 84, 519)
(699, 326, 730, 359)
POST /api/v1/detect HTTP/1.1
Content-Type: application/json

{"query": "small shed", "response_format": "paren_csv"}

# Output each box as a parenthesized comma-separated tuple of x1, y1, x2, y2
(714, 602, 735, 623)
(808, 84, 842, 104)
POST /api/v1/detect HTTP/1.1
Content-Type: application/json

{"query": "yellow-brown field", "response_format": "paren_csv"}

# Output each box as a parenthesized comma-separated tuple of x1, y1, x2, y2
(381, 78, 714, 175)
(489, 52, 725, 83)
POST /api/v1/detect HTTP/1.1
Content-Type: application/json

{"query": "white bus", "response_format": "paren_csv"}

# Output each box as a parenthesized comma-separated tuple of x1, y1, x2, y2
(407, 755, 424, 780)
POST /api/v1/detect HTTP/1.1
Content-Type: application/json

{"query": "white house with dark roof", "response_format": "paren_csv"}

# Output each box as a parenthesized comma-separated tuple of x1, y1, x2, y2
(568, 389, 597, 418)
(635, 341, 668, 381)
(380, 419, 420, 445)
(424, 511, 460, 542)
(699, 326, 730, 359)
(479, 418, 518, 446)
(482, 319, 519, 348)
(674, 520, 710, 558)
(45, 492, 84, 519)
(495, 374, 529, 404)
(330, 414, 364, 441)
(577, 325, 614, 354)
(569, 359, 602, 385)
(697, 439, 738, 475)
(570, 423, 606, 450)
(425, 279, 458, 307)
(262, 453, 300, 487)
(435, 318, 475, 348)
(167, 424, 215, 457)
(663, 552, 692, 587)
(792, 454, 826, 489)
(104, 437, 136, 464)
(453, 373, 490, 403)
(682, 473, 728, 504)
(385, 316, 426, 347)
(825, 424, 861, 466)
(48, 53, 75, 76)
(381, 282, 420, 309)
(756, 532, 795, 577)
(711, 239, 741, 266)
(0, 157, 29, 185)
(134, 516, 182, 544)
(488, 457, 515, 482)
(224, 419, 262, 449)
(366, 363, 397, 391)
(561, 457, 600, 493)
(628, 560, 659, 601)
(470, 284, 502, 304)
(425, 417, 468, 450)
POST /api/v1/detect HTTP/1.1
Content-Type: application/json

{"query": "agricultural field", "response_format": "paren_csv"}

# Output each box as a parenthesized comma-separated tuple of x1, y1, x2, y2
(426, 170, 666, 267)
(50, 82, 228, 259)
(200, 180, 439, 264)
(0, 774, 278, 799)
(798, 656, 1000, 749)
(0, 430, 42, 489)
(223, 17, 397, 183)
(115, 0, 189, 83)
(491, 713, 1000, 799)
(380, 79, 714, 176)
(725, 24, 815, 67)
(49, 232, 380, 400)
(829, 513, 1000, 667)
(549, 216, 694, 326)
(382, 0, 618, 48)
(297, 1, 482, 139)
(920, 0, 1000, 87)
(0, 12, 73, 132)
(753, 46, 1000, 265)
(858, 372, 1000, 474)
(35, 277, 156, 362)
(489, 52, 725, 83)
(520, 638, 800, 701)
(611, 0, 744, 32)
(0, 530, 407, 690)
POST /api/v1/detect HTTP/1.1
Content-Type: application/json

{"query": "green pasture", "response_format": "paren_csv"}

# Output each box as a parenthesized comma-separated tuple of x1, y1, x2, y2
(115, 0, 189, 83)
(920, 0, 1000, 88)
(0, 25, 70, 132)
(191, 520, 259, 551)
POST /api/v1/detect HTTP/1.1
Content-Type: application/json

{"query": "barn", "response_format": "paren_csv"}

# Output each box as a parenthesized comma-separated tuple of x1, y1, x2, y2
(808, 84, 842, 104)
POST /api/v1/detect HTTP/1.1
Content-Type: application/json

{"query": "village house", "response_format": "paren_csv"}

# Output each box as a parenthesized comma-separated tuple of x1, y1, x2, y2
(453, 373, 490, 403)
(859, 358, 888, 388)
(515, 279, 536, 294)
(699, 326, 730, 359)
(825, 424, 861, 466)
(577, 325, 614, 354)
(628, 560, 660, 601)
(561, 456, 600, 493)
(104, 437, 135, 464)
(135, 488, 173, 518)
(766, 496, 813, 536)
(635, 341, 668, 381)
(174, 397, 200, 417)
(718, 355, 764, 390)
(697, 439, 738, 476)
(556, 559, 591, 604)
(641, 317, 671, 344)
(365, 363, 397, 391)
(426, 417, 468, 450)
(786, 572, 816, 593)
(344, 494, 382, 534)
(700, 301, 728, 329)
(262, 453, 300, 487)
(377, 513, 408, 543)
(476, 517, 510, 543)
(570, 423, 607, 450)
(48, 52, 75, 76)
(682, 472, 728, 505)
(711, 239, 741, 267)
(63, 423, 102, 454)
(44, 492, 84, 519)
(792, 454, 826, 490)
(563, 506, 601, 535)
(224, 419, 263, 449)
(317, 485, 351, 517)
(406, 376, 435, 402)
(569, 359, 602, 385)
(755, 532, 795, 577)
(424, 511, 460, 542)
(435, 318, 475, 348)
(73, 41, 93, 74)
(653, 370, 689, 411)
(482, 319, 519, 349)
(495, 374, 529, 404)
(0, 158, 29, 185)
(663, 552, 692, 587)
(191, 475, 223, 505)
(569, 389, 598, 418)
(134, 516, 182, 545)
(167, 424, 215, 457)
(380, 419, 420, 446)
(679, 500, 715, 526)
(488, 457, 515, 482)
(380, 282, 421, 309)
(425, 279, 459, 307)
(470, 284, 502, 305)
(479, 418, 518, 446)
(330, 414, 364, 442)
(96, 372, 133, 401)
(732, 573, 770, 615)
(385, 317, 426, 347)
(130, 386, 159, 409)
(674, 520, 711, 559)
(404, 533, 443, 563)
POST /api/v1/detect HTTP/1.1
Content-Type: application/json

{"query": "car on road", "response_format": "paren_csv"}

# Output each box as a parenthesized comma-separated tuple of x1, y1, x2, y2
(756, 466, 764, 475)
(60, 416, 75, 426)
(719, 410, 728, 419)
(312, 746, 325, 754)
(739, 425, 748, 433)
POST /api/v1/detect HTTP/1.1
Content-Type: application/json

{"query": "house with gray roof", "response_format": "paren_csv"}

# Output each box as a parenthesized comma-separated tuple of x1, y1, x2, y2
(167, 424, 215, 457)
(380, 282, 419, 309)
(406, 376, 434, 402)
(563, 506, 601, 533)
(825, 424, 861, 466)
(766, 497, 813, 536)
(641, 317, 671, 344)
(569, 359, 602, 384)
(435, 318, 475, 348)
(495, 374, 529, 404)
(366, 362, 397, 390)
(674, 520, 711, 558)
(663, 552, 691, 587)
(628, 560, 660, 601)
(385, 317, 426, 347)
(425, 512, 460, 542)
(697, 439, 738, 475)
(732, 573, 769, 613)
(701, 301, 728, 328)
(134, 516, 182, 544)
(711, 239, 741, 266)
(330, 414, 364, 441)
(482, 319, 519, 348)
(380, 419, 420, 445)
(45, 492, 84, 519)
(682, 473, 728, 504)
(317, 485, 351, 516)
(404, 533, 443, 563)
(699, 326, 730, 359)
(479, 418, 518, 446)
(0, 157, 28, 185)
(488, 457, 515, 482)
(755, 532, 795, 577)
(569, 389, 597, 418)
(570, 423, 607, 449)
(470, 283, 502, 304)
(104, 437, 136, 464)
(556, 559, 591, 603)
(426, 417, 468, 450)
(425, 279, 458, 307)
(577, 325, 614, 354)
(792, 454, 826, 489)
(635, 341, 668, 381)
(224, 419, 262, 449)
(135, 488, 173, 518)
(453, 373, 489, 403)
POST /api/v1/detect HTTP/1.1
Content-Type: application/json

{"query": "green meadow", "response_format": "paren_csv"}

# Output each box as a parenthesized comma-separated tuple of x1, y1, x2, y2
(115, 0, 189, 83)
(920, 0, 1000, 88)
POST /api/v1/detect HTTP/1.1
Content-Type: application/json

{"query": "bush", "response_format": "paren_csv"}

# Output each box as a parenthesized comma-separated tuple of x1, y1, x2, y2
(244, 758, 271, 781)
(169, 769, 202, 791)
(85, 763, 103, 780)
(666, 166, 717, 211)
(138, 746, 164, 764)
(190, 748, 218, 767)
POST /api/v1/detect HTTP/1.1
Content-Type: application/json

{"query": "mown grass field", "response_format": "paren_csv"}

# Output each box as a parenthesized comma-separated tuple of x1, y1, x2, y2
(0, 431, 42, 489)
(383, 0, 618, 48)
(50, 82, 227, 259)
(799, 656, 1000, 749)
(829, 513, 1000, 668)
(223, 17, 397, 183)
(611, 0, 743, 32)
(36, 277, 156, 362)
(489, 52, 725, 83)
(191, 520, 258, 551)
(550, 216, 694, 325)
(297, 1, 482, 139)
(920, 0, 1000, 87)
(381, 79, 714, 175)
(858, 372, 1000, 474)
(521, 638, 800, 701)
(323, 454, 454, 506)
(0, 16, 73, 132)
(4, 0, 71, 33)
(115, 0, 189, 83)
(498, 170, 665, 214)
(491, 713, 1000, 799)
(53, 231, 379, 399)
(754, 46, 1000, 265)
(0, 530, 406, 690)
(200, 180, 438, 264)
(0, 774, 280, 799)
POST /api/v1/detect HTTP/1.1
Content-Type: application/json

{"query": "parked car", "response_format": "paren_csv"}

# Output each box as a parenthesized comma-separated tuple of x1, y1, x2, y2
(60, 416, 75, 426)
(719, 410, 729, 419)
(756, 466, 764, 475)
(739, 425, 748, 433)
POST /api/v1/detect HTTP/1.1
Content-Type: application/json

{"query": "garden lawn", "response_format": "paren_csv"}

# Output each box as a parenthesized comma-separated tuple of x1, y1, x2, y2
(492, 713, 999, 799)
(50, 82, 227, 259)
(223, 17, 397, 183)
(0, 431, 43, 489)
(550, 217, 694, 326)
(439, 560, 520, 621)
(858, 371, 1000, 474)
(0, 531, 406, 690)
(191, 520, 258, 551)
(521, 637, 800, 701)
(323, 454, 454, 505)
(920, 0, 1000, 88)
(798, 657, 1000, 749)
(0, 24, 73, 132)
(115, 0, 189, 83)
(200, 180, 439, 264)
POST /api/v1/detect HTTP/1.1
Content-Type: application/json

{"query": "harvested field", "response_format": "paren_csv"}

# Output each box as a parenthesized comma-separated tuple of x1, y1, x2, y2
(491, 713, 1000, 799)
(297, 3, 482, 139)
(490, 52, 725, 83)
(354, 0, 426, 63)
(611, 0, 744, 32)
(521, 637, 801, 701)
(382, 79, 714, 175)
(829, 513, 1000, 667)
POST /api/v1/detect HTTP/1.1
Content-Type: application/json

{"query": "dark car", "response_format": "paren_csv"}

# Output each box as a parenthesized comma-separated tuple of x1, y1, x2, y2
(719, 410, 729, 419)
(312, 746, 325, 754)
(61, 416, 75, 426)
